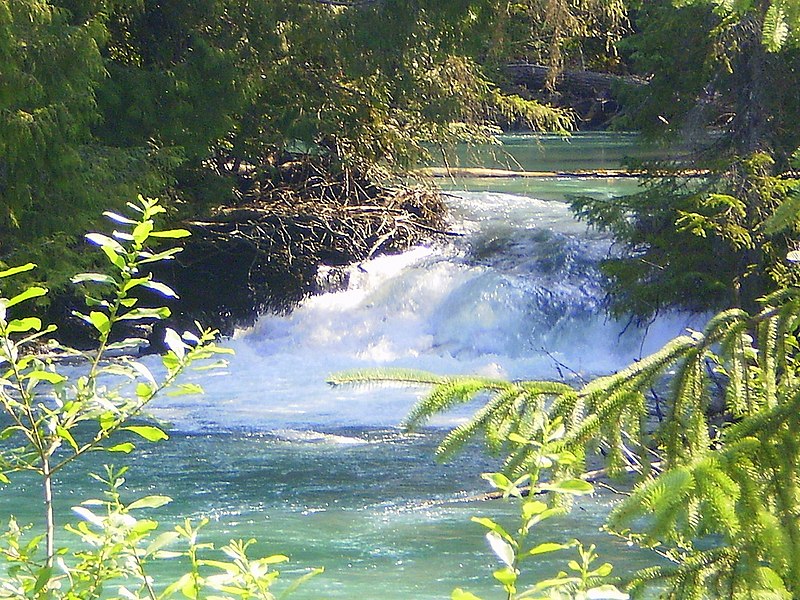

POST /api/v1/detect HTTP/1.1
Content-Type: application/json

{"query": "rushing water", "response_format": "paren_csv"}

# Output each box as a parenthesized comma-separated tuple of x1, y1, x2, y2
(5, 134, 697, 598)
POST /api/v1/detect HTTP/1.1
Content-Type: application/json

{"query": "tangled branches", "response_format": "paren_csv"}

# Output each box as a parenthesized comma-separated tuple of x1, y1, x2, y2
(153, 158, 450, 333)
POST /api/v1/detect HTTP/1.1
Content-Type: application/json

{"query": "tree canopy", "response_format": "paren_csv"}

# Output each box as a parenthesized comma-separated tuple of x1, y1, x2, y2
(574, 0, 800, 318)
(1, 0, 606, 290)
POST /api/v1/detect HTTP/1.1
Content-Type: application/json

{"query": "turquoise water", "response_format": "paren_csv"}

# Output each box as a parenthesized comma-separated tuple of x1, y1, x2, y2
(2, 134, 686, 598)
(9, 432, 656, 599)
(441, 132, 645, 172)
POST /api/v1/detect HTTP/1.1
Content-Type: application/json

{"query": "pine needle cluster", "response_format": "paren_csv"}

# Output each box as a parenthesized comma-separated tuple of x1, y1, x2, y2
(331, 288, 800, 598)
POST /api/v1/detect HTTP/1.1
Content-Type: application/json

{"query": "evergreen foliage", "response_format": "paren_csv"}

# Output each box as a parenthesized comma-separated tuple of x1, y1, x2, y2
(335, 288, 800, 597)
(3, 0, 619, 293)
(575, 0, 800, 318)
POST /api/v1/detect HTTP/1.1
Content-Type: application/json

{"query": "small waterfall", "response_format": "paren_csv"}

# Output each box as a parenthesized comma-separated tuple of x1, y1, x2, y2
(151, 187, 704, 432)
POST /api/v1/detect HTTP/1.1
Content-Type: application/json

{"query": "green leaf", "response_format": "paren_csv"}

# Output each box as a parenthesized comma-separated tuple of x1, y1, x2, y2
(106, 338, 148, 351)
(493, 566, 517, 586)
(107, 442, 135, 453)
(96, 412, 116, 431)
(5, 286, 47, 308)
(32, 566, 53, 594)
(117, 307, 171, 321)
(541, 479, 594, 495)
(28, 371, 66, 384)
(145, 531, 180, 555)
(471, 517, 515, 545)
(589, 563, 614, 578)
(89, 311, 110, 335)
(124, 426, 169, 442)
(525, 507, 566, 528)
(451, 589, 483, 600)
(150, 229, 191, 239)
(522, 501, 548, 520)
(6, 317, 42, 334)
(163, 573, 194, 599)
(121, 277, 151, 293)
(101, 245, 127, 270)
(132, 220, 154, 244)
(165, 383, 205, 398)
(259, 554, 290, 565)
(127, 495, 172, 510)
(527, 542, 571, 556)
(136, 382, 155, 398)
(278, 567, 324, 599)
(0, 263, 36, 278)
(71, 273, 117, 286)
(56, 426, 79, 452)
(137, 247, 183, 264)
(482, 472, 514, 491)
(507, 432, 530, 445)
(85, 233, 126, 254)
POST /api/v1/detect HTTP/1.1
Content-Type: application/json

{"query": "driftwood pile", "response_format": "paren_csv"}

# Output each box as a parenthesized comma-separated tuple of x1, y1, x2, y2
(153, 159, 449, 334)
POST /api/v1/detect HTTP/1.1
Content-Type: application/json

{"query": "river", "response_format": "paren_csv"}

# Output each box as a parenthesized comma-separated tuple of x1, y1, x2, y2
(6, 134, 698, 598)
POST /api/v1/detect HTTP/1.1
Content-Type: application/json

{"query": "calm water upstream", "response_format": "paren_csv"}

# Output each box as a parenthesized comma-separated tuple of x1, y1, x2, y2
(5, 134, 695, 598)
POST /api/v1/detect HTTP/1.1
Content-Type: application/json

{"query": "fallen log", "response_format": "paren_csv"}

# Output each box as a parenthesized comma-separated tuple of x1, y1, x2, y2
(418, 166, 645, 178)
(502, 63, 647, 128)
(419, 166, 709, 179)
(504, 63, 647, 97)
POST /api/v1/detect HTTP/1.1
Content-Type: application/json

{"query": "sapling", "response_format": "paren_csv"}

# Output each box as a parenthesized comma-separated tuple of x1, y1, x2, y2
(0, 196, 319, 599)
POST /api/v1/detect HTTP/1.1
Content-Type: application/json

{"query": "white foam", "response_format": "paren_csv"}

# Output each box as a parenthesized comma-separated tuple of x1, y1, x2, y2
(150, 190, 705, 432)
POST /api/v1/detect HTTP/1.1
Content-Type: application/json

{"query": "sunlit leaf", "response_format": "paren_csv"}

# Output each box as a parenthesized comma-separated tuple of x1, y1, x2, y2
(541, 479, 594, 495)
(89, 311, 110, 335)
(127, 495, 172, 510)
(56, 426, 79, 451)
(28, 371, 66, 384)
(472, 517, 515, 545)
(0, 263, 36, 278)
(6, 286, 47, 308)
(124, 426, 168, 442)
(486, 531, 515, 567)
(452, 589, 483, 600)
(132, 220, 154, 245)
(6, 317, 41, 334)
(493, 566, 517, 587)
(85, 233, 126, 254)
(71, 273, 117, 286)
(527, 542, 571, 556)
(140, 280, 179, 298)
(117, 307, 171, 321)
(107, 442, 135, 453)
(150, 229, 191, 239)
